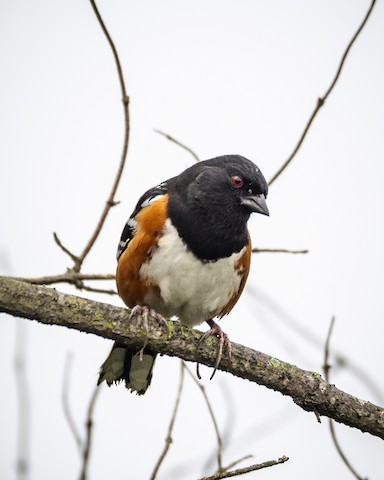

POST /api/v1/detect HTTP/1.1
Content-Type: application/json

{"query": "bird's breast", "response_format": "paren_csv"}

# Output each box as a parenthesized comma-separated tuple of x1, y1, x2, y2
(139, 219, 247, 326)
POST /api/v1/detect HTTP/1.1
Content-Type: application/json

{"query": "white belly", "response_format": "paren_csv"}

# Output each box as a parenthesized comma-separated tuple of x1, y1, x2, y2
(139, 219, 245, 326)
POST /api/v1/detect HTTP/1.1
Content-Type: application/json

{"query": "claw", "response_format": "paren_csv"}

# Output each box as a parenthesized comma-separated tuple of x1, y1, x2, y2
(128, 305, 168, 360)
(197, 319, 232, 379)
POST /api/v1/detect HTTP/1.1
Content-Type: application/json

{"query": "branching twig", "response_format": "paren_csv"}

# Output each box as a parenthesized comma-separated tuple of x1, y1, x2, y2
(54, 0, 130, 273)
(252, 248, 308, 254)
(53, 233, 79, 264)
(12, 272, 115, 286)
(12, 272, 117, 296)
(154, 129, 201, 163)
(1, 277, 384, 441)
(76, 0, 130, 271)
(269, 0, 377, 185)
(323, 317, 367, 480)
(197, 455, 289, 480)
(150, 361, 185, 480)
(77, 284, 117, 296)
(184, 363, 223, 471)
(253, 287, 384, 405)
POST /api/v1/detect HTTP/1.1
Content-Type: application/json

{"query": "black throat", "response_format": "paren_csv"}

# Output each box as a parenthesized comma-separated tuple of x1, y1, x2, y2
(168, 195, 249, 260)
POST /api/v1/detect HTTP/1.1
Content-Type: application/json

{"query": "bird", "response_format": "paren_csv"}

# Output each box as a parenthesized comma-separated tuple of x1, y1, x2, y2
(98, 154, 269, 394)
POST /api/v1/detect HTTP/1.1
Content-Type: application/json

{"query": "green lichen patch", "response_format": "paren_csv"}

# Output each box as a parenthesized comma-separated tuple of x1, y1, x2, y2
(268, 357, 281, 368)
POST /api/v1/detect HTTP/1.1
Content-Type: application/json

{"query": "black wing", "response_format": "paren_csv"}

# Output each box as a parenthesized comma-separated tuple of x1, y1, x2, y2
(116, 181, 169, 260)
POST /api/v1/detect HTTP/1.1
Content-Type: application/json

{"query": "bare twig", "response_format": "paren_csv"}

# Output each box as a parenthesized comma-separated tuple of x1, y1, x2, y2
(183, 363, 223, 471)
(154, 129, 201, 163)
(53, 232, 79, 264)
(76, 0, 130, 270)
(79, 385, 101, 480)
(253, 287, 384, 405)
(252, 248, 308, 254)
(12, 272, 115, 286)
(62, 353, 83, 453)
(323, 317, 367, 480)
(197, 455, 289, 480)
(53, 0, 130, 272)
(221, 455, 253, 473)
(77, 284, 117, 296)
(334, 355, 384, 406)
(269, 0, 377, 185)
(150, 361, 185, 480)
(12, 271, 117, 296)
(323, 316, 335, 381)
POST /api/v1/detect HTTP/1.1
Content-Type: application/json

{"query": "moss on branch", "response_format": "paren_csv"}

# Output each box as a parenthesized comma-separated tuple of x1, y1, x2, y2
(1, 276, 383, 440)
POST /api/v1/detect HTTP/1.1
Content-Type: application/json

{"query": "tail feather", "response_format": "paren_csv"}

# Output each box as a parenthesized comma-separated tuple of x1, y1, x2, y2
(98, 342, 156, 395)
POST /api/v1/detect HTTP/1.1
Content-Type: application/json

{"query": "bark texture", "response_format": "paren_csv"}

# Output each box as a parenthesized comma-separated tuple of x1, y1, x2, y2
(1, 276, 383, 440)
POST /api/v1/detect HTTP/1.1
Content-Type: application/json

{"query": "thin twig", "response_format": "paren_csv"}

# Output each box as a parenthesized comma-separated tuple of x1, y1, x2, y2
(334, 354, 384, 406)
(252, 248, 308, 254)
(79, 385, 101, 480)
(77, 284, 117, 296)
(253, 287, 384, 405)
(62, 353, 83, 453)
(154, 129, 201, 163)
(323, 316, 335, 381)
(183, 363, 223, 471)
(12, 272, 115, 286)
(65, 0, 130, 272)
(221, 455, 253, 473)
(150, 361, 185, 480)
(197, 455, 289, 480)
(323, 317, 367, 480)
(12, 272, 117, 296)
(53, 232, 79, 264)
(269, 0, 377, 185)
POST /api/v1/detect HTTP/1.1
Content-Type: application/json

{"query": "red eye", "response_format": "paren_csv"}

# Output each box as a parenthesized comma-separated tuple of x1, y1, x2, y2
(231, 175, 244, 188)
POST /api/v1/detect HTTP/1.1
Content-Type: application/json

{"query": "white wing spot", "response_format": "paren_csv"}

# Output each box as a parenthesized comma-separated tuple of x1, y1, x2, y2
(141, 194, 164, 209)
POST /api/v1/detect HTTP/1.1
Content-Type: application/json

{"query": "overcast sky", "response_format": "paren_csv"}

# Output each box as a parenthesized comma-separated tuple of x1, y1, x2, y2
(1, 1, 384, 479)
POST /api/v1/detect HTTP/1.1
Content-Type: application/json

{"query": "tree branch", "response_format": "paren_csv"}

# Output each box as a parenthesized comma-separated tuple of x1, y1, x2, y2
(268, 0, 377, 185)
(11, 273, 115, 286)
(1, 276, 383, 441)
(197, 456, 289, 480)
(323, 317, 367, 480)
(153, 129, 201, 163)
(55, 0, 130, 273)
(252, 248, 308, 255)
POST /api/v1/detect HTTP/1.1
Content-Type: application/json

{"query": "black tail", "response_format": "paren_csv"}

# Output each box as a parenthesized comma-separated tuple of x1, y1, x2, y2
(98, 342, 156, 395)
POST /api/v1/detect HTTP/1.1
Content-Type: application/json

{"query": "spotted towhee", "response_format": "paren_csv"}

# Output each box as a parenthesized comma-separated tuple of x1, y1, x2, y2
(98, 154, 269, 394)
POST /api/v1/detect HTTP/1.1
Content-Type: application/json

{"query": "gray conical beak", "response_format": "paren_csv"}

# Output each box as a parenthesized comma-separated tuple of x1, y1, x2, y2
(241, 193, 269, 216)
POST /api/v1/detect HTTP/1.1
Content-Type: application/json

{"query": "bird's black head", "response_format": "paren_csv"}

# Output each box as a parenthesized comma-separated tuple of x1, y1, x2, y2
(198, 154, 269, 217)
(168, 154, 269, 260)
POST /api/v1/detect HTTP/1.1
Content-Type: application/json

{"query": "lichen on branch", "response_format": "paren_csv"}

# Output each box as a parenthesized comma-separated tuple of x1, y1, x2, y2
(1, 276, 383, 441)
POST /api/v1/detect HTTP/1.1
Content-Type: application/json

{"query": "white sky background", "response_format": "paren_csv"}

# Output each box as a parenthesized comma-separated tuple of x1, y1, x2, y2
(1, 0, 384, 479)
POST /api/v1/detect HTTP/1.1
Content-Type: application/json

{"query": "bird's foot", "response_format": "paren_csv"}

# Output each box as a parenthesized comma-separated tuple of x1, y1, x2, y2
(197, 319, 232, 380)
(129, 305, 168, 360)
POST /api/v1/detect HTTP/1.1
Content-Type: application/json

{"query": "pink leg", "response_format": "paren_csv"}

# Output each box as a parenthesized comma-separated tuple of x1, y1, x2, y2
(197, 319, 232, 380)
